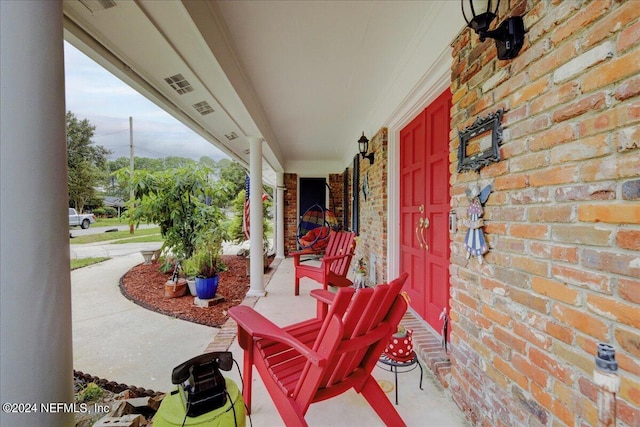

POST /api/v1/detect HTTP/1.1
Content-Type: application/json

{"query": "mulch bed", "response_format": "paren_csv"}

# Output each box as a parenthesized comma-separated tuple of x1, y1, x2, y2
(119, 255, 249, 328)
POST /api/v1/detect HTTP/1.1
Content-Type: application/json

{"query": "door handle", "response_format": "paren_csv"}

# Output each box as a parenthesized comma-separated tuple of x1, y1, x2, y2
(415, 217, 424, 249)
(415, 205, 429, 250)
(420, 217, 428, 251)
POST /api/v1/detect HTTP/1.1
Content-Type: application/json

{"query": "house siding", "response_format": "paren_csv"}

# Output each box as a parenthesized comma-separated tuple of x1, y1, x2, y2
(448, 1, 639, 426)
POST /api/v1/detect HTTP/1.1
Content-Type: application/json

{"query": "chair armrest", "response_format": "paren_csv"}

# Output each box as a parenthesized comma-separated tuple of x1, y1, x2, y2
(310, 289, 335, 305)
(228, 305, 326, 366)
(291, 249, 322, 266)
(290, 248, 321, 257)
(320, 253, 353, 264)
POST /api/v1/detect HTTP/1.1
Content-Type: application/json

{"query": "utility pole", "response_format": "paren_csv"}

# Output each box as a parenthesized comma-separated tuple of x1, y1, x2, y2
(129, 116, 134, 234)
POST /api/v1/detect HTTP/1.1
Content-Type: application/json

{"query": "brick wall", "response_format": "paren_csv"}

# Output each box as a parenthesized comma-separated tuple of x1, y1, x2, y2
(355, 127, 389, 285)
(283, 173, 347, 255)
(283, 173, 297, 254)
(328, 172, 344, 229)
(449, 1, 639, 426)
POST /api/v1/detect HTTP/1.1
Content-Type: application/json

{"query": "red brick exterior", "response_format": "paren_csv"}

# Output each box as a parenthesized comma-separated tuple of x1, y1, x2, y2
(283, 173, 298, 255)
(354, 128, 388, 285)
(282, 172, 346, 255)
(328, 172, 344, 229)
(448, 1, 640, 426)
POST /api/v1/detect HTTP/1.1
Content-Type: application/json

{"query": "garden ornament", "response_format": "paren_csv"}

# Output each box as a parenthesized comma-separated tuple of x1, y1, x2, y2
(464, 184, 492, 263)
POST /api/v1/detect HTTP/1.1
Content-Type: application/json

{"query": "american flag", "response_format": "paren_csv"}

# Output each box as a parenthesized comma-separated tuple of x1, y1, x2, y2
(242, 174, 269, 240)
(243, 175, 251, 240)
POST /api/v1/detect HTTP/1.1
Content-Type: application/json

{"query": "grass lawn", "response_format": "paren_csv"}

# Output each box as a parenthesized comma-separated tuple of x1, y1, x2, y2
(94, 217, 132, 227)
(71, 257, 111, 270)
(69, 227, 162, 245)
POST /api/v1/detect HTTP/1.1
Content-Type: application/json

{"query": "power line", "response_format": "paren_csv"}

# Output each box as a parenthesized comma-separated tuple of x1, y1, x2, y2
(94, 128, 129, 137)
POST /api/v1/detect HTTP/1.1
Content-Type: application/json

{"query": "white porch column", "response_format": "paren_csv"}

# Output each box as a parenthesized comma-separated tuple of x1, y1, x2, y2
(1, 2, 73, 426)
(275, 173, 285, 259)
(247, 137, 265, 296)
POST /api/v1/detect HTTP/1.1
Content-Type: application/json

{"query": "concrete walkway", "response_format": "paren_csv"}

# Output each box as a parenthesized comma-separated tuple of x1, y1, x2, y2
(71, 253, 216, 392)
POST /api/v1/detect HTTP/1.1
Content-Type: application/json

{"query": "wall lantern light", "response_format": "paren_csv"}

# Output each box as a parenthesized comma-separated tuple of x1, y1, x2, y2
(358, 132, 374, 165)
(461, 0, 525, 60)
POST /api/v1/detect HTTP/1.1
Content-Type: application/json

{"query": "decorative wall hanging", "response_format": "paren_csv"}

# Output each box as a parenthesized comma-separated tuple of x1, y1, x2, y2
(457, 109, 503, 173)
(463, 184, 492, 263)
(362, 172, 370, 201)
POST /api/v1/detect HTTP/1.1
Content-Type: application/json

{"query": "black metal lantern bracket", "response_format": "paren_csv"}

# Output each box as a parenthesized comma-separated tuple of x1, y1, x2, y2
(462, 0, 525, 60)
(358, 132, 374, 165)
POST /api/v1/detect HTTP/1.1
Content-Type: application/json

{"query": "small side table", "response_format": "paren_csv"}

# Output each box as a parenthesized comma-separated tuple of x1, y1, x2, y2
(377, 352, 423, 405)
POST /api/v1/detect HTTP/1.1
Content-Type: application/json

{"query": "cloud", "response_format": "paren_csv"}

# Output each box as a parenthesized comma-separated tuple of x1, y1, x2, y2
(64, 42, 227, 161)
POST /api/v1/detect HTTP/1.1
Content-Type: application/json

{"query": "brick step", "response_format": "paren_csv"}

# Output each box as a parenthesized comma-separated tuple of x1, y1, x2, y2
(400, 311, 451, 388)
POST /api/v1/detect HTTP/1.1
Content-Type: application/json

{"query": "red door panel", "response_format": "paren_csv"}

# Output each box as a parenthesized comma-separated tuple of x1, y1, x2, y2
(400, 110, 426, 315)
(399, 89, 451, 332)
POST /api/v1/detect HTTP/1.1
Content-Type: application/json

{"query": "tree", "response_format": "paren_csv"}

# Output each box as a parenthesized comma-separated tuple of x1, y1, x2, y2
(106, 156, 199, 202)
(118, 165, 231, 258)
(212, 159, 247, 207)
(66, 111, 111, 212)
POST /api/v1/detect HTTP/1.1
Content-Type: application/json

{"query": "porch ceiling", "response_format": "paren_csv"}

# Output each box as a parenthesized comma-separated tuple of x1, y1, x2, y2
(62, 0, 462, 181)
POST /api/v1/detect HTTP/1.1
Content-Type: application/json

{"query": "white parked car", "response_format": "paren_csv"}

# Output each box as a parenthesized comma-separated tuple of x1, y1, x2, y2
(69, 208, 96, 229)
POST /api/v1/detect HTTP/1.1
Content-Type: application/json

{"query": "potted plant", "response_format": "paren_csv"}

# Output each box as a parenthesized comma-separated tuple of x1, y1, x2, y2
(181, 257, 198, 296)
(188, 230, 226, 300)
(164, 259, 188, 298)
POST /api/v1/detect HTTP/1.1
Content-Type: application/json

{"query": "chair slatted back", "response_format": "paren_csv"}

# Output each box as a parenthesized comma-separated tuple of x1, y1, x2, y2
(292, 273, 409, 409)
(324, 231, 356, 275)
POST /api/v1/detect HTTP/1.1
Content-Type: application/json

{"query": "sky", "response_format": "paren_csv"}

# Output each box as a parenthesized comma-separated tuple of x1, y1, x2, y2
(64, 42, 228, 162)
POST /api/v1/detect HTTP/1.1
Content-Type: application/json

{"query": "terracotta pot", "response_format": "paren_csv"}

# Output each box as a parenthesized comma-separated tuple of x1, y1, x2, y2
(164, 278, 187, 298)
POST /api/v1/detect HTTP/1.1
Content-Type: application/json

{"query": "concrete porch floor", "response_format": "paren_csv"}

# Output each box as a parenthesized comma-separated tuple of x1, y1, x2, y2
(212, 257, 468, 426)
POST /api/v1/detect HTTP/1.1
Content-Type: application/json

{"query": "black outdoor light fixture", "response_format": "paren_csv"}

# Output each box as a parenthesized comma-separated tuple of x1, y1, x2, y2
(358, 132, 374, 165)
(461, 0, 525, 60)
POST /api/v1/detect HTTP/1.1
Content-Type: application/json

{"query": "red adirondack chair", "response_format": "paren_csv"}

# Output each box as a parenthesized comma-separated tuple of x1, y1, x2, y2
(292, 230, 356, 296)
(228, 272, 409, 427)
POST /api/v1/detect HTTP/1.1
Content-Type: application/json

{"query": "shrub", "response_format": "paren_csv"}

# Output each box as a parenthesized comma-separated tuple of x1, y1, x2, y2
(76, 382, 104, 403)
(117, 165, 231, 259)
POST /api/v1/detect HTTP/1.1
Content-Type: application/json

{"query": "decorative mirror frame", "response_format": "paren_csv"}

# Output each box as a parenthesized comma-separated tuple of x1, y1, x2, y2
(457, 109, 504, 173)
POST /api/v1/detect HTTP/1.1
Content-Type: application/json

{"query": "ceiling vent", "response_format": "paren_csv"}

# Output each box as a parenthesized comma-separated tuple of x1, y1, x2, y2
(79, 0, 118, 13)
(193, 101, 214, 115)
(225, 132, 239, 141)
(164, 74, 194, 95)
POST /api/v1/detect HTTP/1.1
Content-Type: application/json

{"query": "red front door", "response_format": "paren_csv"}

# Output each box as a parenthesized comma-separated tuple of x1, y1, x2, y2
(400, 89, 451, 332)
